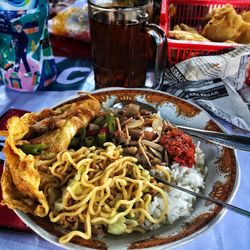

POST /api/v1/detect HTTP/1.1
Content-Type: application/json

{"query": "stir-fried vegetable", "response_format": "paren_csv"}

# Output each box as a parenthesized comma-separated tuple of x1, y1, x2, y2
(92, 116, 106, 126)
(69, 137, 81, 150)
(98, 133, 107, 146)
(85, 136, 94, 147)
(18, 143, 46, 155)
(69, 128, 86, 150)
(106, 112, 116, 132)
(68, 103, 196, 169)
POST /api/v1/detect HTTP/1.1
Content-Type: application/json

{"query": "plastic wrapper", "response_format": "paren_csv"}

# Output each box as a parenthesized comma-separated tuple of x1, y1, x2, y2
(48, 0, 90, 42)
(49, 0, 77, 17)
(0, 0, 56, 91)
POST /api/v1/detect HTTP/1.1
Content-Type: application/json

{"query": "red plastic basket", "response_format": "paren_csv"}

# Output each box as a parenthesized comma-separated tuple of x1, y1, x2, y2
(160, 0, 250, 65)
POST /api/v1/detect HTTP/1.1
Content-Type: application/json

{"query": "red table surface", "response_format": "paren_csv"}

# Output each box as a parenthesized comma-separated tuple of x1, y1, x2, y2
(50, 35, 92, 59)
(0, 109, 31, 232)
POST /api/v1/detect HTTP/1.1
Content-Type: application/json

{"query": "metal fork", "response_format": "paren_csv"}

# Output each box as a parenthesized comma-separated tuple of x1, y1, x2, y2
(151, 174, 250, 218)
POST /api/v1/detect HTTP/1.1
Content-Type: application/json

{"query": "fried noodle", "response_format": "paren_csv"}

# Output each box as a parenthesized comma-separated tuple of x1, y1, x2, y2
(40, 142, 170, 243)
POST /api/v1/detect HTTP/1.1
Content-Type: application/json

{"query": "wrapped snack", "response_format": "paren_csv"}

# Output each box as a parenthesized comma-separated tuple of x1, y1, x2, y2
(48, 0, 90, 41)
(0, 0, 56, 91)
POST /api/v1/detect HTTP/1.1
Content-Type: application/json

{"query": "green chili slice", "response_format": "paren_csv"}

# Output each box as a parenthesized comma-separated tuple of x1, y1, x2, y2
(79, 127, 86, 146)
(69, 137, 81, 150)
(106, 113, 116, 132)
(85, 136, 94, 147)
(19, 144, 46, 155)
(93, 116, 105, 126)
(98, 133, 107, 146)
(79, 127, 86, 138)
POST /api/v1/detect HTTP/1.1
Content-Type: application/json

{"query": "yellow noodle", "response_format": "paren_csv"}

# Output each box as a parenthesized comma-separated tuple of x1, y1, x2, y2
(40, 143, 169, 244)
(156, 165, 172, 182)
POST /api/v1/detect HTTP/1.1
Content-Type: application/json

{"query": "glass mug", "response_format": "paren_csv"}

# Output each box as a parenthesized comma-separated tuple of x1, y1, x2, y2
(88, 0, 167, 89)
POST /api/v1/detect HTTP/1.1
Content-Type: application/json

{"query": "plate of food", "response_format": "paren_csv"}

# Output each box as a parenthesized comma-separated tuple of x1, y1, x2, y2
(1, 88, 239, 250)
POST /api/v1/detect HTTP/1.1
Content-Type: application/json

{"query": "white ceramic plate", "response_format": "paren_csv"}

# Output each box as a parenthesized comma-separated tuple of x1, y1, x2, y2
(15, 88, 240, 250)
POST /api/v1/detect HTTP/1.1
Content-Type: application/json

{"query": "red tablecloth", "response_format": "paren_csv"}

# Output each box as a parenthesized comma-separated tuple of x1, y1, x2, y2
(0, 109, 31, 231)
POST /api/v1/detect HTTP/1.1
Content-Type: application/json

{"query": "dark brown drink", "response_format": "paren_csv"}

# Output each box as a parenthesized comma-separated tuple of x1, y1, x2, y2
(89, 11, 150, 89)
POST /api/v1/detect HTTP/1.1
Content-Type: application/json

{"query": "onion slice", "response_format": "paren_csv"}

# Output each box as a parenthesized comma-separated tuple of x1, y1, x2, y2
(141, 139, 164, 152)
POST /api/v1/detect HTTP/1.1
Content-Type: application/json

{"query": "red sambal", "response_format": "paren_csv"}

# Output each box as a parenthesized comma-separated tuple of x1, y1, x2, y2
(160, 128, 195, 168)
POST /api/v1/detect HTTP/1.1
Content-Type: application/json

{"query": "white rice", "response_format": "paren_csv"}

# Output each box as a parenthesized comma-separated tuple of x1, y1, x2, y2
(142, 143, 206, 230)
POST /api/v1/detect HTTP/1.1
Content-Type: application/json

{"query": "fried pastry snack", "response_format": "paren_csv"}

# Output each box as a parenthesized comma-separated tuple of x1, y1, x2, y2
(235, 21, 250, 44)
(241, 10, 250, 23)
(168, 30, 209, 42)
(202, 4, 243, 42)
(174, 23, 198, 34)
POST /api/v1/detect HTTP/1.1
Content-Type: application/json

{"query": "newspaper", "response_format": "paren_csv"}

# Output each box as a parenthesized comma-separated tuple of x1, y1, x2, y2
(162, 45, 250, 131)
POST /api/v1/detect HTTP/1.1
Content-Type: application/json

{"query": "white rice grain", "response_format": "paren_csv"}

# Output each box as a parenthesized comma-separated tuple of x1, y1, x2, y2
(142, 142, 206, 230)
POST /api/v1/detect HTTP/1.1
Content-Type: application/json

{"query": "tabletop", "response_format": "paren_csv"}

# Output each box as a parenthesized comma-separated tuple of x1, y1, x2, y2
(0, 56, 249, 250)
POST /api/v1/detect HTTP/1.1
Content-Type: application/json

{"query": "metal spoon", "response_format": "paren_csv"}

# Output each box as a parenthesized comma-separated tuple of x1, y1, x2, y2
(151, 173, 250, 217)
(112, 101, 250, 151)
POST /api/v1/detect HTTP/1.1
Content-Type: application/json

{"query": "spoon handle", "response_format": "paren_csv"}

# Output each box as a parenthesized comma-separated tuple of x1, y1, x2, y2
(177, 125, 250, 151)
(152, 175, 250, 217)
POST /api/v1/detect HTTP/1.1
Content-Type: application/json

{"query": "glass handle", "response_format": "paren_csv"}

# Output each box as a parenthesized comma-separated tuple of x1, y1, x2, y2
(144, 23, 167, 90)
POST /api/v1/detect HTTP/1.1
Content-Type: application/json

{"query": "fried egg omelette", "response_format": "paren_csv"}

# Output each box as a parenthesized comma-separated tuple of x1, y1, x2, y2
(0, 97, 100, 217)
